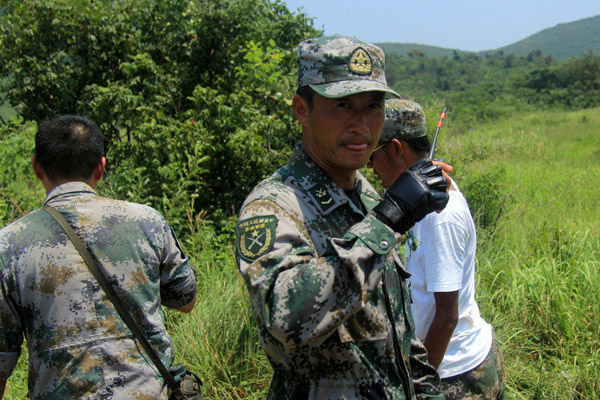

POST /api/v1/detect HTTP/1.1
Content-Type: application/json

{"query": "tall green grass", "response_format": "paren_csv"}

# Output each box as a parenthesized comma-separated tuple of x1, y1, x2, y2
(3, 106, 600, 399)
(167, 214, 271, 399)
(478, 233, 600, 399)
(445, 106, 600, 399)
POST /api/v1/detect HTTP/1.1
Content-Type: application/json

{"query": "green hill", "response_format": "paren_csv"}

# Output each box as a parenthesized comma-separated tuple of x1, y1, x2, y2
(376, 42, 472, 58)
(497, 15, 600, 60)
(379, 15, 600, 61)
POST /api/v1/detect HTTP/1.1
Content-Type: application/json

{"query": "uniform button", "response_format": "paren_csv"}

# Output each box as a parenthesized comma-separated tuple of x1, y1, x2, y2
(380, 240, 389, 250)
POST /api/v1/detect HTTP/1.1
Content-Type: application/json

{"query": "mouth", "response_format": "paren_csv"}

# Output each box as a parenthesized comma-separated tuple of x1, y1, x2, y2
(344, 143, 369, 152)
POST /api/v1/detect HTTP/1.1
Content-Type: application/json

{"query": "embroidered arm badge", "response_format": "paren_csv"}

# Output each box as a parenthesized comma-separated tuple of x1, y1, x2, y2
(235, 215, 278, 263)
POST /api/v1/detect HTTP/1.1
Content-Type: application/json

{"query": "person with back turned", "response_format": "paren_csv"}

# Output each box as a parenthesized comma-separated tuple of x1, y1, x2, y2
(369, 99, 506, 400)
(235, 35, 449, 399)
(0, 115, 197, 399)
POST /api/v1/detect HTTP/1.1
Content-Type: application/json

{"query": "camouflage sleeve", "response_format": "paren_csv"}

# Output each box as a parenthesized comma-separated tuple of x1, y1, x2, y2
(0, 263, 23, 380)
(159, 222, 197, 309)
(236, 199, 397, 349)
(409, 335, 445, 399)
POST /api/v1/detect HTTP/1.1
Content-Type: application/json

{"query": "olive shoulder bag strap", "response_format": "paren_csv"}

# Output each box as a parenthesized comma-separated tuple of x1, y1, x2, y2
(43, 205, 189, 400)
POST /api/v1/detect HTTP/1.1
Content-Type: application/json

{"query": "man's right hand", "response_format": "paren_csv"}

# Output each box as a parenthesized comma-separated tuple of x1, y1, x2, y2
(373, 159, 449, 234)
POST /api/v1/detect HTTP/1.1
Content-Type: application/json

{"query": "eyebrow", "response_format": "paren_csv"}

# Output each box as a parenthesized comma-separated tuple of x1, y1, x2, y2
(365, 92, 385, 102)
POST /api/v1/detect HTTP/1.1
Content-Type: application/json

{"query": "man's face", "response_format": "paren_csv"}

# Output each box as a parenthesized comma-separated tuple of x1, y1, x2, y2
(368, 142, 402, 188)
(300, 91, 385, 176)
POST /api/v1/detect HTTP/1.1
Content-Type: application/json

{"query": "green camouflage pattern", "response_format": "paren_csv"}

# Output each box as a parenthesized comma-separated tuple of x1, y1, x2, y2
(380, 99, 428, 143)
(297, 35, 401, 99)
(235, 148, 443, 400)
(0, 182, 197, 399)
(438, 334, 506, 400)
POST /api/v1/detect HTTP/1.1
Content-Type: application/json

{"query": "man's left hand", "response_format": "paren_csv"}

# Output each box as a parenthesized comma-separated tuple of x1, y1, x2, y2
(432, 159, 453, 193)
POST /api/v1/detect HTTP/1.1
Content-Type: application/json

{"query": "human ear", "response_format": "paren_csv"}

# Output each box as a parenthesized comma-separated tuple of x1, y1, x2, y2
(31, 156, 45, 181)
(390, 139, 413, 169)
(292, 94, 309, 126)
(94, 157, 107, 181)
(390, 139, 405, 157)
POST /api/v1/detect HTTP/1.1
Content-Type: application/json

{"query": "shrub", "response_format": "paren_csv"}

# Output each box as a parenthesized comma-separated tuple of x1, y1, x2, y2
(458, 168, 510, 234)
(0, 118, 43, 225)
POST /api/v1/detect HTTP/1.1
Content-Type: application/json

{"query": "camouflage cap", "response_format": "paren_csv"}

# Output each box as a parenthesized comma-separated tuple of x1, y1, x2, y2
(297, 35, 400, 99)
(380, 99, 427, 142)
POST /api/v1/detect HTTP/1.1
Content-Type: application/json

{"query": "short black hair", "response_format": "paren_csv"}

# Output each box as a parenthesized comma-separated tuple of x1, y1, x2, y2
(296, 85, 315, 110)
(35, 115, 104, 181)
(404, 135, 431, 156)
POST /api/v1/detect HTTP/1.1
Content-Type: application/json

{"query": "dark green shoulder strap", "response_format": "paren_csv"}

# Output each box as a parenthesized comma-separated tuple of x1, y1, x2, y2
(42, 205, 183, 398)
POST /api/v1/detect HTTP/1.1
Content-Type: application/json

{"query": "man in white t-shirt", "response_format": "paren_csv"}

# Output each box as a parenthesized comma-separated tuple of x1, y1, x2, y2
(368, 99, 506, 400)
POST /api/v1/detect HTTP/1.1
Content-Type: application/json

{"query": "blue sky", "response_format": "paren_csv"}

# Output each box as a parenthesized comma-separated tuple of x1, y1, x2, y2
(279, 0, 600, 52)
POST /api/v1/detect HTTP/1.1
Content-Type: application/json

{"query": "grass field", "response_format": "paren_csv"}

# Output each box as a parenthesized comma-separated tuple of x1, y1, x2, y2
(444, 107, 600, 399)
(3, 106, 599, 399)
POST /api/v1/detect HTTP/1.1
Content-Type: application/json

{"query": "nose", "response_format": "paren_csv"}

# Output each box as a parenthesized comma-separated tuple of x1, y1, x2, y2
(349, 110, 369, 134)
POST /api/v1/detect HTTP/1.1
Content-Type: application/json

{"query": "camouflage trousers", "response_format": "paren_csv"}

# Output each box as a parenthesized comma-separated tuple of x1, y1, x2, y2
(438, 331, 506, 400)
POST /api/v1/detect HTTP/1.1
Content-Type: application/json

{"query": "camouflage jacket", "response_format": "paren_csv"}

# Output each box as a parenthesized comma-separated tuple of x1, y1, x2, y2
(236, 149, 443, 400)
(0, 182, 197, 399)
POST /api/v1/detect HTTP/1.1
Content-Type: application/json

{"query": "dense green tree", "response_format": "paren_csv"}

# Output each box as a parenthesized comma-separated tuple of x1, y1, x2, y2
(515, 53, 600, 108)
(3, 0, 600, 228)
(0, 118, 42, 226)
(0, 0, 317, 227)
(386, 50, 553, 101)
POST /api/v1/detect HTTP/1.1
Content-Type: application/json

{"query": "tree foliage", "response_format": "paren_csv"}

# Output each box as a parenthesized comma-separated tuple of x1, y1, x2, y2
(515, 53, 600, 108)
(2, 0, 600, 229)
(0, 0, 317, 228)
(384, 50, 555, 128)
(386, 50, 553, 100)
(385, 49, 600, 129)
(0, 118, 43, 226)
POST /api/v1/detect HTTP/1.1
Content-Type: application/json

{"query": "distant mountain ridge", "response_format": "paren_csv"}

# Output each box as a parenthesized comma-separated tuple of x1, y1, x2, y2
(376, 43, 463, 58)
(378, 15, 600, 61)
(497, 15, 600, 60)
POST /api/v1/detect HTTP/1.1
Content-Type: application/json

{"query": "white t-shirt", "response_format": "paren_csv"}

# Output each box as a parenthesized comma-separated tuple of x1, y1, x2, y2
(405, 178, 492, 378)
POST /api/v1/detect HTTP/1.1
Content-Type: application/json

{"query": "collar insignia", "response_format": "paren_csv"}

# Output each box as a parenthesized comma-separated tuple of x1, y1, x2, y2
(310, 184, 335, 212)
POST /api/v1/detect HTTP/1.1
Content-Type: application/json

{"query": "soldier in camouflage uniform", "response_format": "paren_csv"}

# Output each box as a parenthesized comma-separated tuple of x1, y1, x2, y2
(0, 115, 197, 399)
(369, 100, 506, 400)
(235, 35, 448, 399)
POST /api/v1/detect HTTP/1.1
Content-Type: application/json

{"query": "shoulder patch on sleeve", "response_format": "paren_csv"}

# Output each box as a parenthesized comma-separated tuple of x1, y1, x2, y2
(235, 215, 278, 263)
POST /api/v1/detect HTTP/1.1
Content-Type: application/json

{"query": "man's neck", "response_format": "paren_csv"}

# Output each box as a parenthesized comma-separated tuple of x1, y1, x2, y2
(325, 169, 356, 191)
(43, 178, 97, 196)
(302, 144, 357, 191)
(408, 152, 428, 169)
